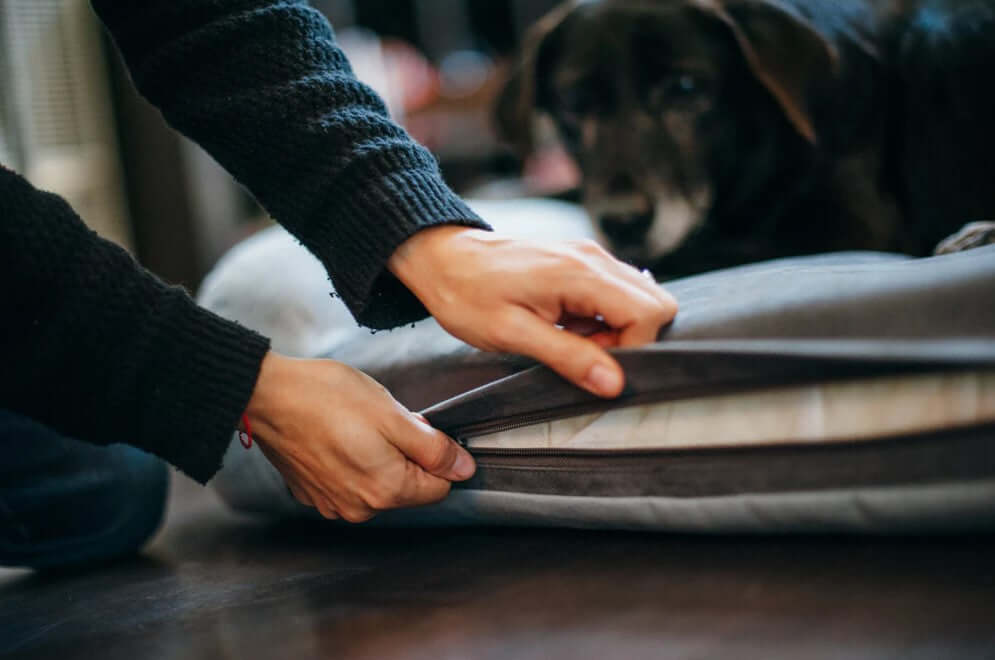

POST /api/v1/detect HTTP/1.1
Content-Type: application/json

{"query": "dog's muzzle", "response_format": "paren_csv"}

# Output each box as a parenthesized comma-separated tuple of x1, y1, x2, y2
(590, 191, 656, 249)
(599, 211, 655, 248)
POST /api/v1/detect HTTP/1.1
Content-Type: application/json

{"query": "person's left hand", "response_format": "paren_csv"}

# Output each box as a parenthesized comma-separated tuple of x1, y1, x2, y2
(244, 351, 474, 522)
(388, 225, 677, 398)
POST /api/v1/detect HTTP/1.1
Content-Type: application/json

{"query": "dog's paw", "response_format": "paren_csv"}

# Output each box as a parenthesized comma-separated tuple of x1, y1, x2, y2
(934, 221, 995, 255)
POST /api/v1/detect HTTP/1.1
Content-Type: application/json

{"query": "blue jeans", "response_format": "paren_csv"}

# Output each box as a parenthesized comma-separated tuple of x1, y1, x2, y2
(0, 410, 169, 569)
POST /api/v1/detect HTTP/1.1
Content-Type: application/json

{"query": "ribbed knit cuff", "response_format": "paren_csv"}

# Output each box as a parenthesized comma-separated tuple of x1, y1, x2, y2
(138, 292, 270, 483)
(321, 168, 491, 329)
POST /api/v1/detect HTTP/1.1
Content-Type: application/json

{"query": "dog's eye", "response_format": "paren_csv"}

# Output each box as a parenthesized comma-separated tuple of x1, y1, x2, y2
(554, 89, 596, 138)
(558, 89, 594, 124)
(673, 74, 699, 96)
(647, 73, 711, 112)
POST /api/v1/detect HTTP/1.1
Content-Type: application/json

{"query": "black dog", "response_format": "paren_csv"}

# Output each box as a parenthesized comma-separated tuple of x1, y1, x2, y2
(497, 0, 995, 275)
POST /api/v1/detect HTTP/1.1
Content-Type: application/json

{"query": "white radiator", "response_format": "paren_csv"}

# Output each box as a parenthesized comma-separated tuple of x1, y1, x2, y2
(1, 0, 132, 249)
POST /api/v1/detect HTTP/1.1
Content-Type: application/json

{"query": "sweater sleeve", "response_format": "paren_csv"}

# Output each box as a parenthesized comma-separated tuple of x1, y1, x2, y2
(0, 167, 270, 483)
(89, 0, 490, 329)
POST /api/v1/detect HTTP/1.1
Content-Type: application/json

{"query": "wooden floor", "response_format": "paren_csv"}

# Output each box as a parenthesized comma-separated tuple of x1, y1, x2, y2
(2, 472, 994, 660)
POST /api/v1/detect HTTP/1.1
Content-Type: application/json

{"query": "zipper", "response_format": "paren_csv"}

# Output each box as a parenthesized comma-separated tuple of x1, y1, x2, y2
(449, 380, 771, 444)
(461, 445, 693, 473)
(450, 391, 674, 444)
(453, 410, 589, 447)
(430, 351, 991, 446)
(463, 446, 674, 458)
(454, 424, 995, 498)
(444, 365, 915, 444)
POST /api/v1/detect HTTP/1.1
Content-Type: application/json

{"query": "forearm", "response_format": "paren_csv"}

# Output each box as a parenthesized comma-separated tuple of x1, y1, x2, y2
(90, 0, 489, 328)
(0, 167, 268, 483)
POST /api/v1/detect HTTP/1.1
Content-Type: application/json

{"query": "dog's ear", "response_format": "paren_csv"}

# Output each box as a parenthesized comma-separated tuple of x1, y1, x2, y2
(495, 1, 577, 154)
(693, 0, 839, 144)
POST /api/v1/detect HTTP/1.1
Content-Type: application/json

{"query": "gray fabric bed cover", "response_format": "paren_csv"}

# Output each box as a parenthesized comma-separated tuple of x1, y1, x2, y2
(360, 247, 995, 428)
(213, 246, 995, 532)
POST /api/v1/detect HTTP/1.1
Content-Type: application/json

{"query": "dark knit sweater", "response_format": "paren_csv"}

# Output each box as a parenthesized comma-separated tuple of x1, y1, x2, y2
(0, 0, 487, 483)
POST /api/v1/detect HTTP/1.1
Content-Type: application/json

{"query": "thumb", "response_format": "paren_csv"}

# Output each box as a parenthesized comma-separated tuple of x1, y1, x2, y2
(389, 413, 477, 481)
(499, 308, 625, 398)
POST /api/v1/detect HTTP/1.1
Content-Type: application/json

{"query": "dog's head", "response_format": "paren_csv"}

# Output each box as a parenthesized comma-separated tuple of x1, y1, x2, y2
(497, 0, 839, 267)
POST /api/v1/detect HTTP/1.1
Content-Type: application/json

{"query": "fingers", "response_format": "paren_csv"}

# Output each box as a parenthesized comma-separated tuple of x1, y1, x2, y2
(305, 445, 460, 521)
(315, 500, 344, 521)
(575, 240, 677, 308)
(558, 313, 611, 336)
(557, 314, 620, 348)
(394, 460, 453, 509)
(491, 244, 678, 396)
(389, 413, 476, 482)
(324, 465, 451, 521)
(254, 357, 468, 526)
(497, 307, 625, 397)
(568, 242, 679, 345)
(587, 330, 622, 349)
(562, 271, 676, 348)
(288, 482, 315, 508)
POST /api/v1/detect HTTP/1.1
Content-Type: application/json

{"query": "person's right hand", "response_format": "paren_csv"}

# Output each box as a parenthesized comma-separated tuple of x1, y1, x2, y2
(388, 226, 677, 398)
(242, 351, 475, 521)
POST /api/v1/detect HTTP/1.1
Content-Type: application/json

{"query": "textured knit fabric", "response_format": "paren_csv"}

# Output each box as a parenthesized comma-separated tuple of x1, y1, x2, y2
(90, 0, 489, 328)
(0, 0, 488, 482)
(1, 167, 271, 483)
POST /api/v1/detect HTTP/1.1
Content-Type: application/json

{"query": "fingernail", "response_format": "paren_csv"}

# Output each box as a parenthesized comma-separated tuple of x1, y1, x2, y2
(452, 449, 476, 480)
(584, 363, 621, 396)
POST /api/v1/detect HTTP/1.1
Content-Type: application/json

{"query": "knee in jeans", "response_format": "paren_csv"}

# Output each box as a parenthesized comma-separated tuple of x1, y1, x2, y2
(0, 440, 170, 570)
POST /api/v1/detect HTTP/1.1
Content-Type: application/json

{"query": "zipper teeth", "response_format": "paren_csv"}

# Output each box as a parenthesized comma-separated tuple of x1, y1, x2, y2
(466, 446, 673, 458)
(449, 374, 840, 442)
(455, 412, 564, 444)
(449, 376, 839, 442)
(452, 398, 644, 442)
(447, 365, 980, 444)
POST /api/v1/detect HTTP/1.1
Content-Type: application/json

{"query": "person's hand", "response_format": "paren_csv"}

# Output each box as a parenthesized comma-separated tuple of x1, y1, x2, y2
(388, 226, 678, 398)
(243, 351, 475, 521)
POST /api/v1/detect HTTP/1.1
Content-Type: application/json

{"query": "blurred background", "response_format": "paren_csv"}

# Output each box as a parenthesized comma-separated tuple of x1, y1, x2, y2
(0, 0, 568, 291)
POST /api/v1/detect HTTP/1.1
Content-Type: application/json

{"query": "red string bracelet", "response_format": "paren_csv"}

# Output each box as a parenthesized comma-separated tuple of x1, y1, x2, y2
(238, 413, 254, 449)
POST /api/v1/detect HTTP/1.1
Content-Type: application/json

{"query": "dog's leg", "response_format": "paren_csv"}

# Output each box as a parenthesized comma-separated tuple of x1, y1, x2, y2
(934, 221, 995, 255)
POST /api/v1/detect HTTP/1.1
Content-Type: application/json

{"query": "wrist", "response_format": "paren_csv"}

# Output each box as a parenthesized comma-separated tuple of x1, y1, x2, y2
(243, 350, 292, 441)
(387, 225, 489, 299)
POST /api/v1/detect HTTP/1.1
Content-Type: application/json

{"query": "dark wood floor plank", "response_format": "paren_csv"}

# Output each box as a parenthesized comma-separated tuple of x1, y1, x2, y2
(2, 473, 993, 659)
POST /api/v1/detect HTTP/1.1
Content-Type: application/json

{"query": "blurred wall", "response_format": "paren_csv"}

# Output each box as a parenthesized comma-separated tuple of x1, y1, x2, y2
(1, 0, 132, 250)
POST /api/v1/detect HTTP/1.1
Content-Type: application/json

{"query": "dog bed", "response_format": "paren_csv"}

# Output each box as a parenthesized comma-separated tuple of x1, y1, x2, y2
(200, 201, 995, 532)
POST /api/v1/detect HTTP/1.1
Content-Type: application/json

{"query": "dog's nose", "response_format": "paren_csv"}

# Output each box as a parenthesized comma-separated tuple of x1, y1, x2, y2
(606, 173, 638, 196)
(600, 212, 654, 247)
